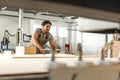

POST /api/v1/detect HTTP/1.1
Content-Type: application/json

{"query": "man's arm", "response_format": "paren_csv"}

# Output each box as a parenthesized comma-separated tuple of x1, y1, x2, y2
(49, 41, 56, 52)
(31, 33, 45, 54)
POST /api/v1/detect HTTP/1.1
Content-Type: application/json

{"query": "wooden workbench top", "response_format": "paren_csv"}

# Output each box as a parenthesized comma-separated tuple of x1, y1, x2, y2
(12, 54, 99, 58)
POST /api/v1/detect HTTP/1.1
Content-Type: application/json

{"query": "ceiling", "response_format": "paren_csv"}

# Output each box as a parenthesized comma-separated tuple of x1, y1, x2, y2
(0, 0, 120, 22)
(48, 0, 120, 14)
(0, 0, 120, 33)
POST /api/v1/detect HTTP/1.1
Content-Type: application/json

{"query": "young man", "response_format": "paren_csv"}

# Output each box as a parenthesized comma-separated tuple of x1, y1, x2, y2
(31, 20, 56, 54)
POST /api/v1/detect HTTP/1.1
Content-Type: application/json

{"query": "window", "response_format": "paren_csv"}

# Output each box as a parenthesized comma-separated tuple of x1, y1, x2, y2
(50, 26, 56, 36)
(58, 28, 67, 37)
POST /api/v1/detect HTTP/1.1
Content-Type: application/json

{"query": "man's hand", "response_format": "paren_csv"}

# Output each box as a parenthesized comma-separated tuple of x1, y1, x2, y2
(39, 48, 45, 54)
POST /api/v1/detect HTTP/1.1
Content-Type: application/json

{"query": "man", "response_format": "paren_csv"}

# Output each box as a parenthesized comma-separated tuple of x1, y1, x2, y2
(31, 20, 56, 54)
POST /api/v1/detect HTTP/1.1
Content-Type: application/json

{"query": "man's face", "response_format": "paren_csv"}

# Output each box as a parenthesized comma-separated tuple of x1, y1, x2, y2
(43, 23, 51, 33)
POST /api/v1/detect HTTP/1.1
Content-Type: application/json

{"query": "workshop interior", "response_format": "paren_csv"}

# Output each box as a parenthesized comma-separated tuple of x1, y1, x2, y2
(0, 0, 120, 80)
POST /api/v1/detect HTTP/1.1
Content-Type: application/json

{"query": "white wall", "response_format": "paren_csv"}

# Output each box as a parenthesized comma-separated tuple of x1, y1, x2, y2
(75, 18, 119, 55)
(0, 10, 119, 56)
(0, 16, 18, 49)
(0, 13, 70, 50)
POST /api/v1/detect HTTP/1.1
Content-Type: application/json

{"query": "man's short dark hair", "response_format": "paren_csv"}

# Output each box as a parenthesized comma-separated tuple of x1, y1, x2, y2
(41, 20, 52, 26)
